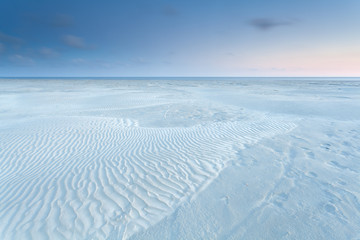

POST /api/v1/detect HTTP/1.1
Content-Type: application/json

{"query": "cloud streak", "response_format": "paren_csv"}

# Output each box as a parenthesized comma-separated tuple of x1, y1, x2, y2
(162, 5, 179, 16)
(71, 58, 86, 64)
(131, 57, 149, 65)
(0, 32, 23, 45)
(9, 54, 35, 66)
(24, 13, 74, 29)
(51, 14, 73, 28)
(62, 35, 87, 49)
(248, 18, 294, 30)
(39, 47, 59, 58)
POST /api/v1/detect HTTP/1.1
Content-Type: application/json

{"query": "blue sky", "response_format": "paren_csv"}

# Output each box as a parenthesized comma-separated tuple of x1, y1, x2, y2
(0, 0, 359, 77)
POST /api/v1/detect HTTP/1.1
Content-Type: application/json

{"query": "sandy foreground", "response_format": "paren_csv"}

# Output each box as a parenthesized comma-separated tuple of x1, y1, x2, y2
(0, 78, 359, 239)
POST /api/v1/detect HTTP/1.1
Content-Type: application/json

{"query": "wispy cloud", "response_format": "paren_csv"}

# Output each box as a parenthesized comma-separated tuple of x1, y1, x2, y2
(0, 32, 23, 45)
(70, 58, 122, 69)
(226, 52, 235, 57)
(248, 18, 294, 30)
(0, 43, 4, 53)
(9, 54, 35, 66)
(39, 47, 59, 58)
(62, 35, 87, 49)
(162, 5, 179, 16)
(131, 57, 149, 65)
(71, 58, 86, 64)
(51, 14, 73, 28)
(24, 13, 73, 28)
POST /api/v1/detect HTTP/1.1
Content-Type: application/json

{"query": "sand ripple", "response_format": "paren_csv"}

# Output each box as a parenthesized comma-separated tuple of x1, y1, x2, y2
(0, 115, 295, 239)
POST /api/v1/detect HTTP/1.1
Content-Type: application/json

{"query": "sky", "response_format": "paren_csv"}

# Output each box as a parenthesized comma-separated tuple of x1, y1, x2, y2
(0, 0, 359, 77)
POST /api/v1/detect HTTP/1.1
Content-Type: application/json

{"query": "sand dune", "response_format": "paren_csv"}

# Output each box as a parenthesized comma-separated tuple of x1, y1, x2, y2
(0, 114, 295, 239)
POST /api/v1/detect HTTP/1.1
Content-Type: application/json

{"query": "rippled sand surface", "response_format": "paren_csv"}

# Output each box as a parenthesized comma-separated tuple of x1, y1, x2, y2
(1, 78, 359, 239)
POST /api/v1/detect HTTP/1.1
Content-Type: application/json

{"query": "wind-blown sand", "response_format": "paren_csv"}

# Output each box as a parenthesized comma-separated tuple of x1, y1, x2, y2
(0, 78, 359, 239)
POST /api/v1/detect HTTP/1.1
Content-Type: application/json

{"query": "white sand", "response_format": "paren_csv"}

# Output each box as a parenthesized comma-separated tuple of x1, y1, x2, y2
(0, 78, 359, 239)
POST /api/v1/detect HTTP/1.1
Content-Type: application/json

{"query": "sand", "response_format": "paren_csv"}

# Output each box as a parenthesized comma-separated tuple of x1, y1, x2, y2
(0, 78, 359, 239)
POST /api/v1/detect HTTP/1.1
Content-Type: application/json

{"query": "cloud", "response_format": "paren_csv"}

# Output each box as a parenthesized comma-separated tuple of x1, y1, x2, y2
(131, 57, 149, 65)
(51, 14, 73, 27)
(162, 60, 172, 65)
(24, 13, 73, 28)
(0, 32, 23, 45)
(248, 18, 294, 30)
(162, 5, 179, 16)
(9, 54, 35, 66)
(62, 35, 87, 49)
(70, 58, 121, 69)
(0, 43, 4, 53)
(39, 47, 59, 58)
(71, 58, 86, 64)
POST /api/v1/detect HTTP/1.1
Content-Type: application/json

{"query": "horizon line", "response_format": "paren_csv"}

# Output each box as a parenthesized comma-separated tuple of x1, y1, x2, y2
(1, 76, 360, 79)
